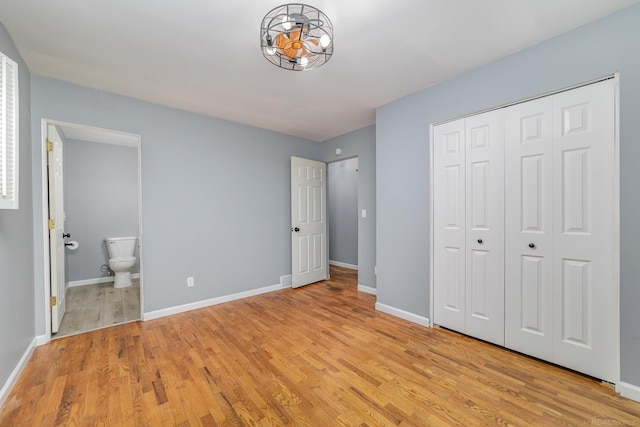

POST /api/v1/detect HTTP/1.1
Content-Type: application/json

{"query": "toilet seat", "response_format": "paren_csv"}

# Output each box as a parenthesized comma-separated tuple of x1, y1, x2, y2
(109, 256, 136, 265)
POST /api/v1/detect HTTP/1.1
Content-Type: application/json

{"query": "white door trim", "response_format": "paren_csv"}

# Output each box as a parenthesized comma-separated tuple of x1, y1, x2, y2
(431, 75, 616, 128)
(429, 74, 620, 384)
(612, 71, 621, 384)
(39, 119, 51, 340)
(429, 123, 435, 328)
(39, 119, 144, 342)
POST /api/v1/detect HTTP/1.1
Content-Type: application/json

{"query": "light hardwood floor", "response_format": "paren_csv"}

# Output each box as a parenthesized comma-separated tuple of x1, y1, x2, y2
(1, 266, 639, 426)
(56, 279, 140, 338)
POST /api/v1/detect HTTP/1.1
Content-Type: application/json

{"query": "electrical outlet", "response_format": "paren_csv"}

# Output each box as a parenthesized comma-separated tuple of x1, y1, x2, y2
(187, 276, 195, 287)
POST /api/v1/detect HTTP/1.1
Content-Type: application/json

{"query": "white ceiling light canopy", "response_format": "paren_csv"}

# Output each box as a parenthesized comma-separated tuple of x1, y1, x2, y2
(260, 3, 334, 71)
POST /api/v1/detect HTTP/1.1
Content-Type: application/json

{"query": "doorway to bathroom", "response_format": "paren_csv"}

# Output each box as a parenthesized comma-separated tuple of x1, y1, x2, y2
(42, 120, 143, 339)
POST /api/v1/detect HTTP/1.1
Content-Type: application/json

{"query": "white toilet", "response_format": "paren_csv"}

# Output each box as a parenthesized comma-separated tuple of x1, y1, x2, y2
(105, 236, 138, 288)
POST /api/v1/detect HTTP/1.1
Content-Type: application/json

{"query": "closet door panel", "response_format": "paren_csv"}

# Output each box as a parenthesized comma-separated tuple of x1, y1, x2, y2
(504, 97, 554, 361)
(465, 109, 505, 346)
(433, 119, 466, 333)
(552, 79, 616, 383)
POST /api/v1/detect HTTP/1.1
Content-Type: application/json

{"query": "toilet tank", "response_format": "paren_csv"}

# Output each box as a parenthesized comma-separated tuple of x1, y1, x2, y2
(105, 236, 138, 258)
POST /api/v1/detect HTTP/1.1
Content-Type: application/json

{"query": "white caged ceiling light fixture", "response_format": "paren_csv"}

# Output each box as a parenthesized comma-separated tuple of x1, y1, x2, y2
(260, 3, 334, 71)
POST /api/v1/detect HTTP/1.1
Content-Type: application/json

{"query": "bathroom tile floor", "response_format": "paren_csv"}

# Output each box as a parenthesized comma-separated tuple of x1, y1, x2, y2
(55, 278, 140, 338)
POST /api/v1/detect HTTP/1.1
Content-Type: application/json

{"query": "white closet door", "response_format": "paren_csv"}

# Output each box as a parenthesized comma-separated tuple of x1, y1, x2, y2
(465, 110, 505, 346)
(504, 97, 554, 360)
(433, 119, 466, 333)
(552, 80, 616, 382)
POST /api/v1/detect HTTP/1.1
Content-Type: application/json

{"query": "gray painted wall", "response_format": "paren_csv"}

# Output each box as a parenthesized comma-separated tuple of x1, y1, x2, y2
(0, 22, 34, 391)
(30, 76, 323, 333)
(376, 4, 640, 385)
(322, 126, 376, 289)
(328, 157, 358, 266)
(64, 139, 139, 282)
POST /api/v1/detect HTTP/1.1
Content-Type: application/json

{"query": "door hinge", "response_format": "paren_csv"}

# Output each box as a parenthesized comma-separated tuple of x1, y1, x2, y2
(50, 296, 57, 307)
(46, 140, 54, 152)
(48, 219, 55, 229)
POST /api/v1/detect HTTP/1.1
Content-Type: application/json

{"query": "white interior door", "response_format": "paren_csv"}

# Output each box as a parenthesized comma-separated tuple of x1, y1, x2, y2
(47, 124, 66, 333)
(291, 156, 327, 288)
(505, 96, 554, 361)
(433, 119, 466, 333)
(552, 79, 616, 382)
(464, 109, 505, 346)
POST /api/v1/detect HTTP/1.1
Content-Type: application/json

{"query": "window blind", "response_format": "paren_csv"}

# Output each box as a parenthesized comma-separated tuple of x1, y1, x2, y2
(0, 52, 18, 209)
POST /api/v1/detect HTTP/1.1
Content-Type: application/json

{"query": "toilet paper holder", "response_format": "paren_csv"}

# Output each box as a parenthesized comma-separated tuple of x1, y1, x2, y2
(64, 240, 80, 250)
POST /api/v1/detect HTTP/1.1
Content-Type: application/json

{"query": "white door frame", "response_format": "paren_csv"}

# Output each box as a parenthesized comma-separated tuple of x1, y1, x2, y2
(40, 119, 144, 341)
(429, 74, 620, 384)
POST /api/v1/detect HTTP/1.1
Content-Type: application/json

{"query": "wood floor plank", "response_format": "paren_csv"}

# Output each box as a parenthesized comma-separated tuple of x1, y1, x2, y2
(2, 265, 640, 426)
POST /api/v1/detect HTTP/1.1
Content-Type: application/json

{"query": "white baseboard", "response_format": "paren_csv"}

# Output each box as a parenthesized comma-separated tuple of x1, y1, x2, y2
(280, 275, 292, 287)
(68, 273, 140, 288)
(329, 260, 358, 270)
(357, 284, 377, 295)
(0, 336, 40, 409)
(34, 334, 48, 347)
(374, 302, 430, 327)
(143, 283, 286, 321)
(618, 381, 640, 403)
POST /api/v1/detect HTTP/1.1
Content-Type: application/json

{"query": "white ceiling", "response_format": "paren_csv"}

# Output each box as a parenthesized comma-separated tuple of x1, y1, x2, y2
(1, 0, 638, 141)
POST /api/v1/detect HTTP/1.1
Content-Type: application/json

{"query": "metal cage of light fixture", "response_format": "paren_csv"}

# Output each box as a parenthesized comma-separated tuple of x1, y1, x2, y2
(260, 3, 333, 71)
